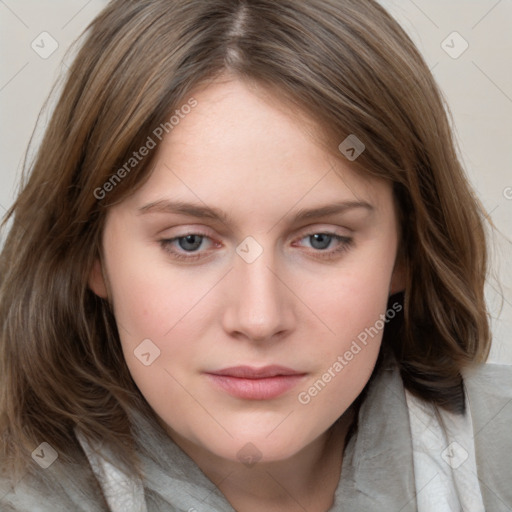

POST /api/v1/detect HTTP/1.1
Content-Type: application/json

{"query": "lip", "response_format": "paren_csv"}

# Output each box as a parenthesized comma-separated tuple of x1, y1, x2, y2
(209, 365, 303, 379)
(205, 365, 307, 400)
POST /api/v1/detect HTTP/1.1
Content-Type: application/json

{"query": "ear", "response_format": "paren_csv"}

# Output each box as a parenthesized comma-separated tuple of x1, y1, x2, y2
(389, 255, 406, 295)
(88, 258, 109, 299)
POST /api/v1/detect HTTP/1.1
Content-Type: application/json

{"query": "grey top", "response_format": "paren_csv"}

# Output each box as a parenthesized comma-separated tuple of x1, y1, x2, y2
(1, 353, 512, 511)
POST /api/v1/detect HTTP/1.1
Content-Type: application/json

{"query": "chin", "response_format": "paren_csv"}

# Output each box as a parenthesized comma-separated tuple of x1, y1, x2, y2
(196, 427, 317, 466)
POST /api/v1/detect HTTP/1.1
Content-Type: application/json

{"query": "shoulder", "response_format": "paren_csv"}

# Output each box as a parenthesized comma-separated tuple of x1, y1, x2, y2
(0, 459, 108, 512)
(462, 361, 512, 510)
(462, 360, 512, 444)
(463, 359, 512, 388)
(463, 360, 512, 423)
(0, 474, 67, 512)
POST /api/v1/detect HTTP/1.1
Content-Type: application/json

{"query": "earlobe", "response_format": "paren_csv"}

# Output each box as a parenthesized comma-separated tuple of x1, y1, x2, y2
(88, 258, 109, 299)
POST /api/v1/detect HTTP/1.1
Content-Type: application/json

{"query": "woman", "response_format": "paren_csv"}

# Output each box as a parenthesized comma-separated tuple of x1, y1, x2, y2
(1, 0, 511, 510)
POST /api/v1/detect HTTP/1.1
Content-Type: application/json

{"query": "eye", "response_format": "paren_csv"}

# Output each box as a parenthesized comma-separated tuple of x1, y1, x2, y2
(159, 230, 353, 262)
(294, 232, 353, 259)
(159, 233, 218, 261)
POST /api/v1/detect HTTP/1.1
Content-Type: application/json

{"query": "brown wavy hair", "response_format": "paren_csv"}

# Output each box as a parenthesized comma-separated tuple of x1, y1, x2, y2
(0, 0, 490, 481)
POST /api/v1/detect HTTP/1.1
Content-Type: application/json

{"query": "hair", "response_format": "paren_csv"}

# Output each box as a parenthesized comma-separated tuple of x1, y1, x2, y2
(0, 0, 490, 482)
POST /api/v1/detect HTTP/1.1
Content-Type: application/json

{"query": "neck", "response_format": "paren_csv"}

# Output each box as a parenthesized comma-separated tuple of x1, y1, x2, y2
(165, 408, 355, 512)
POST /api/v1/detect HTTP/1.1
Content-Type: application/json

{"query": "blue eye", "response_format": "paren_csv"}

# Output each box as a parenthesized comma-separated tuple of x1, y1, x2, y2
(160, 233, 213, 261)
(308, 233, 334, 250)
(175, 234, 204, 252)
(298, 233, 353, 259)
(159, 231, 353, 262)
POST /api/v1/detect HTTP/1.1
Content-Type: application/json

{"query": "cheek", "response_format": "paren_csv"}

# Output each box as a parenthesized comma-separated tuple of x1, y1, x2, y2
(107, 262, 206, 423)
(294, 298, 387, 428)
(103, 243, 220, 388)
(293, 240, 395, 402)
(104, 238, 201, 339)
(302, 242, 395, 343)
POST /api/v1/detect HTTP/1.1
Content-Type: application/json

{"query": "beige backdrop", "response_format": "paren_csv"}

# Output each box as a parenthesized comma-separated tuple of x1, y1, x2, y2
(1, 0, 511, 363)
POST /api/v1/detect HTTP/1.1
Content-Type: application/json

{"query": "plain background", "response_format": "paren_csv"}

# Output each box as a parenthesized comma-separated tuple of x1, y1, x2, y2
(1, 0, 511, 363)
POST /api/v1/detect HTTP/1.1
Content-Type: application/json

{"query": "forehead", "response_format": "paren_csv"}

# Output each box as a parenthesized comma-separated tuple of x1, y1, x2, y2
(114, 78, 394, 224)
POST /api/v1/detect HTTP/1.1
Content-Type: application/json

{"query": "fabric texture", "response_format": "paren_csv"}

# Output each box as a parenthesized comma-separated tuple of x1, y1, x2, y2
(1, 351, 512, 511)
(405, 388, 485, 511)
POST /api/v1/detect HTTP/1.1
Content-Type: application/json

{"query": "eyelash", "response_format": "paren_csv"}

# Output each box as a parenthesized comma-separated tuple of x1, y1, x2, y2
(159, 231, 354, 262)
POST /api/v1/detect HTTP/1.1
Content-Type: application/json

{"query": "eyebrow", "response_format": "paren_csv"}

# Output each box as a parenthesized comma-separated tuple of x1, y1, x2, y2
(138, 199, 374, 226)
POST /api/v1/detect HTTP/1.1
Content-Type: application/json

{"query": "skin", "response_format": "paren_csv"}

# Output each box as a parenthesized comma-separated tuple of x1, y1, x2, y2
(90, 77, 404, 511)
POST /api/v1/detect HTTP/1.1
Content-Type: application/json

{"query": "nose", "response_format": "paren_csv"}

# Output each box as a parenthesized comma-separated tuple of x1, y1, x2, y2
(221, 246, 296, 344)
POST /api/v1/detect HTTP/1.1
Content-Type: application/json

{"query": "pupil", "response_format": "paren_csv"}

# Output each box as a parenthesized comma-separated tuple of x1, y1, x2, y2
(179, 235, 203, 251)
(310, 234, 331, 250)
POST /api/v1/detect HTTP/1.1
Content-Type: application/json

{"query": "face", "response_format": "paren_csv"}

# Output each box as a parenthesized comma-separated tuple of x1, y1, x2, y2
(90, 78, 403, 465)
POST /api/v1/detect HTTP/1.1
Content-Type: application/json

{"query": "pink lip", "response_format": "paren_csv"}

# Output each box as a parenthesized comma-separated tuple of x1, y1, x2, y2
(205, 365, 306, 400)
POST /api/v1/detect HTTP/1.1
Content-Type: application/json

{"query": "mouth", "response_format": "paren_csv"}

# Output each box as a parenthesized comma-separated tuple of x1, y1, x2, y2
(204, 365, 307, 400)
